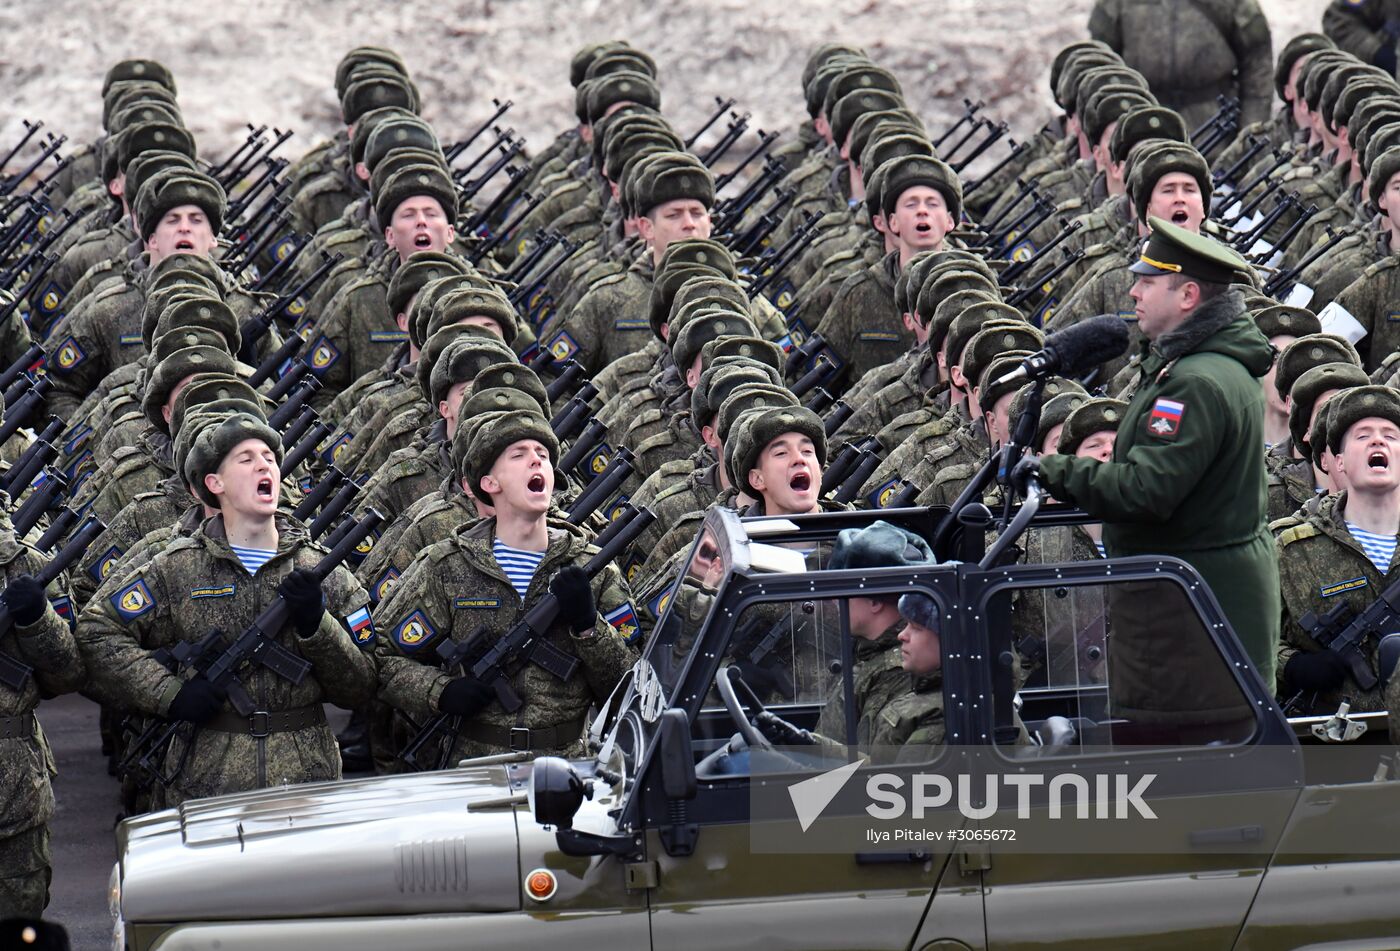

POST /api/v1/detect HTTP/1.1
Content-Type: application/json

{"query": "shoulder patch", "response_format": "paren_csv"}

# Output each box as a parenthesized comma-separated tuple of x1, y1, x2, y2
(36, 280, 63, 316)
(346, 605, 375, 646)
(372, 568, 400, 604)
(391, 608, 436, 651)
(1145, 397, 1185, 439)
(88, 544, 125, 583)
(306, 335, 341, 373)
(111, 578, 156, 621)
(548, 331, 580, 360)
(604, 601, 641, 643)
(53, 337, 86, 371)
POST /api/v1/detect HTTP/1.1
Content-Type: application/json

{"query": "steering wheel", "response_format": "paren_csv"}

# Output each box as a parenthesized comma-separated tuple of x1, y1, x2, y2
(715, 663, 772, 751)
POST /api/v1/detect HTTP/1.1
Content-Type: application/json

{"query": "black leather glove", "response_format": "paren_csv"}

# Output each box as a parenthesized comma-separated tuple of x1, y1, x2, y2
(4, 574, 48, 627)
(549, 565, 596, 634)
(1009, 454, 1041, 497)
(168, 677, 225, 724)
(437, 676, 495, 718)
(278, 568, 325, 637)
(755, 710, 816, 745)
(1284, 650, 1349, 694)
(237, 318, 264, 365)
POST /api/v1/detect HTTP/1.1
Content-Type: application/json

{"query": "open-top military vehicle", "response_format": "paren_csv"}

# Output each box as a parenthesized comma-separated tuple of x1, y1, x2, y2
(109, 481, 1400, 950)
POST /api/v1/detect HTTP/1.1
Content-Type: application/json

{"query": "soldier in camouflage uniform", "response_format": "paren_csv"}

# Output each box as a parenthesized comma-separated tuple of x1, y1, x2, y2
(879, 592, 946, 763)
(539, 152, 714, 376)
(1271, 363, 1370, 525)
(374, 411, 638, 762)
(76, 412, 376, 808)
(296, 162, 462, 411)
(45, 169, 233, 420)
(1090, 0, 1273, 130)
(813, 154, 962, 390)
(0, 508, 83, 917)
(1255, 304, 1323, 448)
(1276, 386, 1400, 715)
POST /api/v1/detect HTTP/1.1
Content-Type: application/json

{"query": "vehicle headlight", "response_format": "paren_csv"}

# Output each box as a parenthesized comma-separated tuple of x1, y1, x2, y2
(108, 863, 125, 950)
(107, 862, 121, 919)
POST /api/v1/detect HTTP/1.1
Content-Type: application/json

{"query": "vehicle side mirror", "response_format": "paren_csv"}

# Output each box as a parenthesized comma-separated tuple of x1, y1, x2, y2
(529, 756, 589, 830)
(659, 708, 697, 800)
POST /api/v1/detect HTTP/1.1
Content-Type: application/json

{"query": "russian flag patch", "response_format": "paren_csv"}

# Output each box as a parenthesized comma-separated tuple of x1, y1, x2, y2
(1147, 398, 1185, 440)
(346, 605, 375, 646)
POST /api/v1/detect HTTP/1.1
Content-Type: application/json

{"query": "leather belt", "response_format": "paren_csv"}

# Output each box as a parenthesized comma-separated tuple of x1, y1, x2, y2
(458, 717, 586, 752)
(0, 712, 35, 740)
(204, 705, 327, 737)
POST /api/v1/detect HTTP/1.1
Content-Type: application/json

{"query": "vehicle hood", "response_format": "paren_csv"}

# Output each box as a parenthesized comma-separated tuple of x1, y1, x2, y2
(117, 765, 524, 922)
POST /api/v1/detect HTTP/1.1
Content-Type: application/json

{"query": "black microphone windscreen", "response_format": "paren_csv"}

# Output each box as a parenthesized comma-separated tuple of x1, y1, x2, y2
(1046, 314, 1131, 376)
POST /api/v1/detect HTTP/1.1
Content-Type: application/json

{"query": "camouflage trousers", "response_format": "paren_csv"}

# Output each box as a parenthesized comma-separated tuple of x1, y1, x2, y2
(0, 824, 51, 918)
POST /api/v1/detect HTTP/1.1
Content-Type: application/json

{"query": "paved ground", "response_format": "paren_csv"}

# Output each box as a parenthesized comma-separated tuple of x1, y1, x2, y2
(34, 694, 355, 946)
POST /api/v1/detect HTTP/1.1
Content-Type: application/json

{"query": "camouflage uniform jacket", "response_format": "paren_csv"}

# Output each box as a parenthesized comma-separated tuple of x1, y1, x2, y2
(354, 422, 451, 525)
(814, 625, 907, 747)
(354, 482, 480, 606)
(1331, 253, 1400, 370)
(373, 518, 639, 760)
(1090, 0, 1275, 129)
(72, 476, 194, 610)
(812, 250, 908, 390)
(857, 402, 970, 503)
(539, 254, 655, 375)
(297, 263, 407, 411)
(1276, 490, 1399, 713)
(0, 520, 82, 840)
(74, 513, 375, 805)
(835, 346, 940, 444)
(870, 672, 945, 765)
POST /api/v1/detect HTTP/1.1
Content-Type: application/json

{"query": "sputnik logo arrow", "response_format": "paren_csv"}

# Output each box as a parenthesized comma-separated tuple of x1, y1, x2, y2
(787, 759, 863, 832)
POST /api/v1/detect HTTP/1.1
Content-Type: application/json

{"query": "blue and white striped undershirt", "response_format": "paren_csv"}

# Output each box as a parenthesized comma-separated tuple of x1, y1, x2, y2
(230, 545, 276, 575)
(493, 539, 545, 600)
(1346, 522, 1398, 574)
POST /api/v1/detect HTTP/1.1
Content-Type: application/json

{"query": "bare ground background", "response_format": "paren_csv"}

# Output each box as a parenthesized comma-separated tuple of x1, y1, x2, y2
(0, 0, 1333, 173)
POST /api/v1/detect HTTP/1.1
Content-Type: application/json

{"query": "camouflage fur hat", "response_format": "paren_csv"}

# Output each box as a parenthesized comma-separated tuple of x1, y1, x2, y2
(725, 404, 827, 494)
(927, 288, 999, 352)
(671, 312, 757, 374)
(341, 74, 418, 124)
(184, 411, 283, 507)
(373, 163, 457, 229)
(387, 251, 471, 318)
(830, 89, 904, 149)
(960, 324, 1044, 397)
(410, 273, 499, 348)
(418, 326, 517, 404)
(714, 382, 799, 444)
(1024, 384, 1092, 450)
(365, 116, 441, 172)
(918, 270, 1002, 331)
(571, 41, 632, 87)
(1275, 334, 1363, 400)
(335, 46, 409, 98)
(124, 149, 197, 206)
(1057, 397, 1129, 454)
(170, 374, 263, 438)
(431, 285, 519, 345)
(585, 70, 661, 123)
(976, 352, 1034, 413)
(104, 58, 177, 96)
(879, 154, 962, 221)
(1276, 33, 1336, 100)
(1127, 143, 1210, 224)
(463, 361, 549, 416)
(143, 344, 238, 433)
(1288, 363, 1371, 452)
(1368, 145, 1400, 209)
(1108, 106, 1189, 165)
(830, 519, 933, 571)
(136, 169, 226, 241)
(700, 335, 783, 375)
(146, 294, 239, 353)
(457, 410, 559, 499)
(1326, 384, 1400, 454)
(692, 361, 782, 426)
(1254, 304, 1322, 341)
(634, 157, 715, 215)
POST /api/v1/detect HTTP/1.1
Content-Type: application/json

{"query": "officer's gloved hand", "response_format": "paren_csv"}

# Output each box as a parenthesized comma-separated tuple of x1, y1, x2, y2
(550, 566, 596, 633)
(168, 677, 225, 724)
(438, 676, 495, 718)
(279, 568, 325, 637)
(755, 710, 816, 746)
(4, 574, 48, 626)
(1009, 454, 1042, 497)
(1284, 649, 1348, 693)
